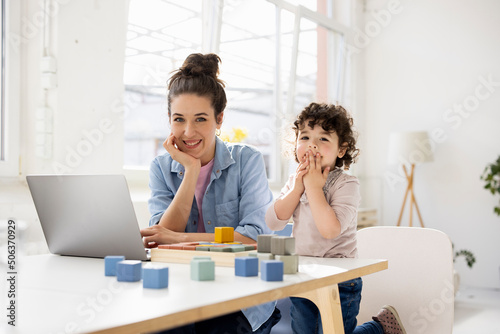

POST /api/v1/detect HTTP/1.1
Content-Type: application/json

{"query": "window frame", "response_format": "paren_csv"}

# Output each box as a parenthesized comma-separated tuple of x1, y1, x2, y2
(267, 0, 350, 188)
(0, 0, 4, 162)
(0, 0, 20, 177)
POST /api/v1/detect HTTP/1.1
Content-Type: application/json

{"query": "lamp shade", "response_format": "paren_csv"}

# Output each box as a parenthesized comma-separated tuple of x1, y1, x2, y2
(387, 131, 434, 165)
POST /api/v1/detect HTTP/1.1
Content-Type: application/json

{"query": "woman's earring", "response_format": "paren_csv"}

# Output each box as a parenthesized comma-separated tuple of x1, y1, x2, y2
(216, 129, 221, 136)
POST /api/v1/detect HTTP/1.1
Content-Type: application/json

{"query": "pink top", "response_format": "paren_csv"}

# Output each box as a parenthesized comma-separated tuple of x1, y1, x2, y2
(195, 159, 215, 233)
(265, 168, 360, 258)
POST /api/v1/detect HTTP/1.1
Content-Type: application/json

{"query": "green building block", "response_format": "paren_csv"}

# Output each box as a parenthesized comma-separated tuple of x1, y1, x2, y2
(257, 235, 274, 253)
(229, 245, 246, 252)
(275, 254, 298, 274)
(271, 236, 295, 255)
(190, 259, 215, 281)
(210, 246, 232, 252)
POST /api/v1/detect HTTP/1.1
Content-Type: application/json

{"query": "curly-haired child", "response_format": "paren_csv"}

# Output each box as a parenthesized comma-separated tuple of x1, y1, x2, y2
(265, 102, 406, 334)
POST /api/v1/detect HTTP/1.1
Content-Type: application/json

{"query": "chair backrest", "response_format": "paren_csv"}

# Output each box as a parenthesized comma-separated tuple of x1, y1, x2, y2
(357, 227, 454, 334)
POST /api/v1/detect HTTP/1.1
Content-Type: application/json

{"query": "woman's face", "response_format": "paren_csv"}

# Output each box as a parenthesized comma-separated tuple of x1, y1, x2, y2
(169, 94, 223, 165)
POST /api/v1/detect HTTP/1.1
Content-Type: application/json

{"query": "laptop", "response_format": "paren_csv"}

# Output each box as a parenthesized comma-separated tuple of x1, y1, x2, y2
(26, 174, 150, 261)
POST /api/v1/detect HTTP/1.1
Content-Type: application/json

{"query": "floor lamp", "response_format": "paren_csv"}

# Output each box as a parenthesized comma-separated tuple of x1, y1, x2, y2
(388, 131, 434, 227)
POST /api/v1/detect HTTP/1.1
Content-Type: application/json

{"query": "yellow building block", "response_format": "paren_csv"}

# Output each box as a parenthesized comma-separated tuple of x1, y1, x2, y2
(214, 227, 234, 243)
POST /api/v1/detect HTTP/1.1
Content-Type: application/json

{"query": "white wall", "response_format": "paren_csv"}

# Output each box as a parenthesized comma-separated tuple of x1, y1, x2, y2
(21, 0, 128, 175)
(358, 0, 500, 289)
(0, 0, 153, 254)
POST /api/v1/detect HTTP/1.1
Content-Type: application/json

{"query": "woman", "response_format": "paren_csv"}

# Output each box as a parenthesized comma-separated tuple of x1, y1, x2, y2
(141, 53, 281, 334)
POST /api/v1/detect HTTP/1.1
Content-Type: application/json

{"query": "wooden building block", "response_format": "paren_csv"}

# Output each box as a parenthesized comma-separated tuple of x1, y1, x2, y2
(214, 227, 234, 243)
(234, 257, 258, 277)
(271, 236, 295, 256)
(159, 242, 200, 250)
(116, 260, 142, 282)
(248, 252, 275, 260)
(210, 246, 232, 252)
(245, 244, 258, 251)
(275, 254, 298, 274)
(257, 235, 274, 253)
(248, 252, 275, 271)
(142, 266, 169, 289)
(229, 245, 246, 253)
(191, 259, 215, 281)
(261, 260, 284, 282)
(104, 255, 125, 276)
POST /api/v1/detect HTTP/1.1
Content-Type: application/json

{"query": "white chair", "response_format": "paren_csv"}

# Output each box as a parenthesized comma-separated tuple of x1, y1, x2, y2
(357, 226, 454, 334)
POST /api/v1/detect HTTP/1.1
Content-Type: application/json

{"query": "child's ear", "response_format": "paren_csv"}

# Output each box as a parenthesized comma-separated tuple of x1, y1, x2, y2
(338, 143, 348, 158)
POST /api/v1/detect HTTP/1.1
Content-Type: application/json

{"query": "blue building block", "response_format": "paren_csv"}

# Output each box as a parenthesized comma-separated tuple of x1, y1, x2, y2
(191, 259, 215, 281)
(116, 260, 142, 282)
(104, 255, 125, 276)
(235, 257, 258, 277)
(142, 266, 169, 289)
(261, 260, 284, 282)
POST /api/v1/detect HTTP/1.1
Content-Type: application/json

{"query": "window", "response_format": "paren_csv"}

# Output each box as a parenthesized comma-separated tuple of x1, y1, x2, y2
(123, 0, 204, 168)
(217, 0, 278, 180)
(123, 0, 350, 185)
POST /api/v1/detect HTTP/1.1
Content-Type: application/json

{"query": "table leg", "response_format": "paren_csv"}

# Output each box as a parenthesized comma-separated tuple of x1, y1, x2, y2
(292, 284, 344, 334)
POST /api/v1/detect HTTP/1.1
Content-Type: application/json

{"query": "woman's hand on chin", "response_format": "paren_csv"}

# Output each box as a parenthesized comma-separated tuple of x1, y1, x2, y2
(163, 134, 201, 172)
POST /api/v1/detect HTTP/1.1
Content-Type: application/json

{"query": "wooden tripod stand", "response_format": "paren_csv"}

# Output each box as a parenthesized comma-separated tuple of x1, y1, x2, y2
(396, 164, 425, 227)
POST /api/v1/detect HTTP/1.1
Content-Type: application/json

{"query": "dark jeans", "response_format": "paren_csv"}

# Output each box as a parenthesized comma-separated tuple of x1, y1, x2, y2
(290, 278, 383, 334)
(155, 307, 281, 334)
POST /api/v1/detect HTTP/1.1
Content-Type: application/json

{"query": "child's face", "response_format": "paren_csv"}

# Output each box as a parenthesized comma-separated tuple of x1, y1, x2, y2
(296, 122, 345, 170)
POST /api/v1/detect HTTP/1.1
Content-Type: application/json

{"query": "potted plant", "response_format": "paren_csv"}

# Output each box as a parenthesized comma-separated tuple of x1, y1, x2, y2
(454, 249, 476, 268)
(481, 155, 500, 216)
(453, 245, 476, 295)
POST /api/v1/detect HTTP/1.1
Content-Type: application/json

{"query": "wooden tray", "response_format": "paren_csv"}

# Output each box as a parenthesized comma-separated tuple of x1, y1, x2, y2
(151, 248, 257, 267)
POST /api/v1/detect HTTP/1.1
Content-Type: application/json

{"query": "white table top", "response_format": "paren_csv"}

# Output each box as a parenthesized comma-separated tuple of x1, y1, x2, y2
(3, 254, 387, 334)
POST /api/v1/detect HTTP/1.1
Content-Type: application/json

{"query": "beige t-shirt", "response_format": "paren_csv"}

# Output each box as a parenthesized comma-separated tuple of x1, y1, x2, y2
(265, 168, 360, 258)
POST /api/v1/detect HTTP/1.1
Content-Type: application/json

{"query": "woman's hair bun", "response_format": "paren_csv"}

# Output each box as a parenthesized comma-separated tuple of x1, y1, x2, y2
(167, 53, 227, 117)
(180, 53, 221, 80)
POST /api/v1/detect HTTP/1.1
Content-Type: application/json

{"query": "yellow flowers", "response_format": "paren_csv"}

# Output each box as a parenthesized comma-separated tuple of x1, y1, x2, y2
(220, 127, 248, 143)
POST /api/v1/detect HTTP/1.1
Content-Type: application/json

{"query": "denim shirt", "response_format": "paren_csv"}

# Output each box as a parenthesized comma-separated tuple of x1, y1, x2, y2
(148, 137, 276, 331)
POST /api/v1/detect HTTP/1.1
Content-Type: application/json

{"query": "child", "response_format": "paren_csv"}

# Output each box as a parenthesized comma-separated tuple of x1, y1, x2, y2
(265, 102, 406, 334)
